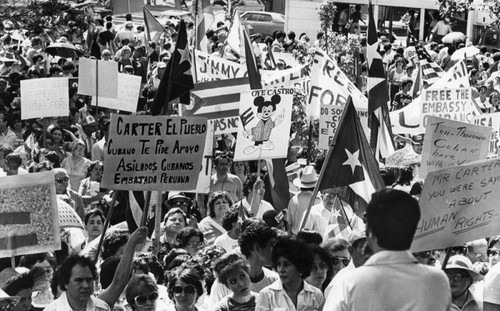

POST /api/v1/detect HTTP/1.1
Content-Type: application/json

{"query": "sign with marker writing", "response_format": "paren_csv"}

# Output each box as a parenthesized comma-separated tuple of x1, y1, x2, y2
(101, 114, 207, 191)
(20, 78, 69, 120)
(420, 116, 491, 178)
(473, 112, 500, 157)
(421, 87, 476, 125)
(319, 104, 369, 149)
(0, 172, 60, 257)
(412, 158, 500, 252)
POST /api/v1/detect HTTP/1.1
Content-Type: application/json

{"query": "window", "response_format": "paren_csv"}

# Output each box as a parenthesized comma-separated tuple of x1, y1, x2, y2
(259, 14, 272, 22)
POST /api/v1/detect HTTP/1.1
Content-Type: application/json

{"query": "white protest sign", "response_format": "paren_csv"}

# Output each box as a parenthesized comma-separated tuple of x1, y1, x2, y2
(262, 65, 310, 93)
(212, 116, 240, 135)
(420, 116, 491, 178)
(390, 60, 473, 134)
(78, 58, 118, 98)
(319, 104, 369, 149)
(20, 78, 69, 120)
(421, 88, 476, 125)
(473, 112, 500, 157)
(102, 114, 207, 191)
(185, 121, 214, 193)
(91, 73, 141, 112)
(234, 88, 294, 161)
(0, 172, 60, 257)
(194, 50, 247, 82)
(412, 158, 500, 252)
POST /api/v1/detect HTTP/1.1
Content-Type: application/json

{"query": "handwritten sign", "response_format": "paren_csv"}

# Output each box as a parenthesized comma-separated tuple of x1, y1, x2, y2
(20, 78, 69, 120)
(195, 51, 247, 82)
(185, 121, 214, 193)
(420, 116, 491, 178)
(0, 172, 60, 257)
(91, 73, 141, 112)
(101, 115, 207, 191)
(421, 88, 475, 124)
(412, 158, 500, 252)
(473, 112, 500, 157)
(78, 58, 118, 98)
(234, 88, 294, 161)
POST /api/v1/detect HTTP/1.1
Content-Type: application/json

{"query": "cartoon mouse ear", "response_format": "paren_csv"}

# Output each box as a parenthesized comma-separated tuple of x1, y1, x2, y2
(254, 96, 265, 106)
(271, 94, 281, 104)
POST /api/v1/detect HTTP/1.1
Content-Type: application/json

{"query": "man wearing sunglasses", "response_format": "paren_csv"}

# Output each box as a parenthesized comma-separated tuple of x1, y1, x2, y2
(54, 168, 85, 221)
(324, 189, 451, 310)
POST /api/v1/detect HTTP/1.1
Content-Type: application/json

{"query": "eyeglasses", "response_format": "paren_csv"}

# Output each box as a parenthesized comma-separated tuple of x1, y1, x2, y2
(446, 273, 468, 283)
(187, 241, 204, 248)
(332, 257, 350, 266)
(55, 177, 69, 183)
(133, 292, 159, 306)
(173, 285, 196, 295)
(173, 200, 191, 207)
(311, 262, 328, 272)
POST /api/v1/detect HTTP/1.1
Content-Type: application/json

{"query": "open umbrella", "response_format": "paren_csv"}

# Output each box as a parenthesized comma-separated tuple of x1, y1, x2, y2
(451, 46, 480, 61)
(45, 42, 84, 59)
(57, 198, 85, 229)
(442, 31, 466, 44)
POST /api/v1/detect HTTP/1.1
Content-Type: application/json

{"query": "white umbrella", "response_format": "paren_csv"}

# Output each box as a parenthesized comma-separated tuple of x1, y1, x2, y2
(442, 31, 466, 44)
(451, 46, 480, 61)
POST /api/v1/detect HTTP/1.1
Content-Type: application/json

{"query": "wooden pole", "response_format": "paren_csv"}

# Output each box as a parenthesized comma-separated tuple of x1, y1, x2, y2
(153, 191, 162, 256)
(141, 191, 152, 227)
(93, 191, 118, 262)
(441, 247, 452, 270)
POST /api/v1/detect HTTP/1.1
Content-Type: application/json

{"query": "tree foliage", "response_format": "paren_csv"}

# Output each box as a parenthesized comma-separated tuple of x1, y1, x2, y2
(437, 0, 500, 22)
(318, 0, 337, 32)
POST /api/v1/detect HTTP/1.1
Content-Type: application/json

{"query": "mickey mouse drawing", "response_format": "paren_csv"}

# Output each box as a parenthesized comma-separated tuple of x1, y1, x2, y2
(242, 94, 285, 154)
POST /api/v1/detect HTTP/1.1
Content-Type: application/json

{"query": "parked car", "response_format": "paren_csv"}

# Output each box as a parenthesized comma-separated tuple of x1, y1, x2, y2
(478, 27, 500, 52)
(240, 11, 285, 37)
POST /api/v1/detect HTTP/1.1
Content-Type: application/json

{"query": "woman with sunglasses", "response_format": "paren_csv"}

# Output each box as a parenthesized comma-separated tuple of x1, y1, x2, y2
(256, 239, 324, 311)
(322, 237, 351, 278)
(173, 227, 205, 256)
(167, 268, 204, 311)
(125, 274, 167, 311)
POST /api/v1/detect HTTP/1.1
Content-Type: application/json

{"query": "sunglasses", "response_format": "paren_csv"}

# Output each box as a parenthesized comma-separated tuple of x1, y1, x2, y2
(55, 177, 69, 183)
(173, 285, 196, 295)
(133, 292, 159, 306)
(173, 200, 191, 207)
(187, 241, 205, 248)
(445, 272, 468, 283)
(332, 257, 350, 266)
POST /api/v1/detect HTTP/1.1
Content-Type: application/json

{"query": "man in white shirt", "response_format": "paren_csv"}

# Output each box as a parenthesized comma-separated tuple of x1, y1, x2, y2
(238, 173, 274, 219)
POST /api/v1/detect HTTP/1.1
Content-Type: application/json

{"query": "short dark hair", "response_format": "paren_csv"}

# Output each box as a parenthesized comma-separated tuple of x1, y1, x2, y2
(207, 191, 233, 218)
(174, 227, 204, 248)
(19, 253, 54, 269)
(102, 231, 129, 260)
(297, 230, 323, 246)
(2, 271, 34, 295)
(84, 209, 105, 225)
(272, 238, 313, 278)
(365, 189, 420, 250)
(238, 221, 276, 258)
(242, 173, 259, 197)
(322, 237, 350, 253)
(125, 274, 158, 307)
(213, 152, 231, 165)
(221, 206, 239, 231)
(57, 255, 97, 290)
(213, 253, 250, 286)
(167, 268, 204, 300)
(310, 246, 333, 273)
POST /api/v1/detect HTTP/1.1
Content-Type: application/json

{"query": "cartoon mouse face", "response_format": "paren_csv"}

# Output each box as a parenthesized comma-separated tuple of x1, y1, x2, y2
(254, 95, 281, 121)
(260, 105, 275, 120)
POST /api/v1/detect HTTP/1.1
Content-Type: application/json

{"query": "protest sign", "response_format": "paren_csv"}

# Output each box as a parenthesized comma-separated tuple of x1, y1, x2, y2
(194, 51, 247, 82)
(234, 87, 294, 161)
(20, 78, 69, 120)
(101, 114, 207, 191)
(421, 87, 476, 125)
(78, 58, 118, 98)
(262, 65, 310, 93)
(0, 172, 60, 257)
(185, 121, 214, 193)
(319, 104, 369, 149)
(412, 158, 500, 252)
(111, 0, 142, 14)
(473, 112, 500, 157)
(91, 73, 141, 112)
(390, 60, 473, 134)
(420, 116, 491, 178)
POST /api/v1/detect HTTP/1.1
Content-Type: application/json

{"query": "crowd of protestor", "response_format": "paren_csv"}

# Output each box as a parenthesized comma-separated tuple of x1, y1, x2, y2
(3, 3, 500, 311)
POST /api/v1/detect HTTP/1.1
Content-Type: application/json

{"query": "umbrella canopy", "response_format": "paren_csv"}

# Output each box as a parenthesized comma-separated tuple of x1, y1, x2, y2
(442, 31, 466, 44)
(57, 198, 85, 229)
(45, 42, 83, 59)
(451, 46, 480, 61)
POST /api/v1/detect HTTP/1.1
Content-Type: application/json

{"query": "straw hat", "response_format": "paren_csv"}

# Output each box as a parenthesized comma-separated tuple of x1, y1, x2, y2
(445, 255, 482, 282)
(293, 165, 318, 188)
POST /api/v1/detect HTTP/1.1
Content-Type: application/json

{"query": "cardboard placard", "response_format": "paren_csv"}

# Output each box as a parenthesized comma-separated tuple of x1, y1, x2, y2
(101, 114, 207, 191)
(184, 121, 214, 193)
(20, 78, 69, 120)
(195, 50, 247, 82)
(319, 104, 369, 150)
(420, 116, 491, 178)
(78, 58, 118, 99)
(0, 172, 60, 257)
(412, 158, 500, 252)
(91, 73, 141, 112)
(473, 112, 500, 157)
(421, 88, 476, 125)
(234, 88, 294, 161)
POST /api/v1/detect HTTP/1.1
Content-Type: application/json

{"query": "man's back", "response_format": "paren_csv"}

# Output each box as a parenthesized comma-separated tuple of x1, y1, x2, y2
(325, 250, 451, 311)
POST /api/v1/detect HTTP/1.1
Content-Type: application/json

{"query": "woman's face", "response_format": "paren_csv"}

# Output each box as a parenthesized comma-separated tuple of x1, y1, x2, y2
(185, 235, 203, 256)
(173, 280, 198, 310)
(305, 254, 328, 289)
(90, 163, 103, 181)
(45, 138, 56, 151)
(73, 144, 85, 158)
(276, 256, 302, 286)
(51, 130, 63, 143)
(132, 284, 158, 311)
(226, 266, 251, 297)
(86, 215, 103, 240)
(165, 212, 186, 233)
(213, 198, 229, 219)
(33, 259, 53, 282)
(330, 249, 351, 277)
(233, 161, 245, 175)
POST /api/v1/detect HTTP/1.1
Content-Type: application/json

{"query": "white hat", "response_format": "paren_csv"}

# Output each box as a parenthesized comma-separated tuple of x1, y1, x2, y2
(293, 165, 318, 188)
(445, 255, 482, 282)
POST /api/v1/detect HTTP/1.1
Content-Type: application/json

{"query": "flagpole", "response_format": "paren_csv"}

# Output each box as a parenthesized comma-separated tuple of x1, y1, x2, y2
(94, 191, 119, 262)
(336, 194, 353, 230)
(192, 0, 199, 83)
(141, 191, 152, 226)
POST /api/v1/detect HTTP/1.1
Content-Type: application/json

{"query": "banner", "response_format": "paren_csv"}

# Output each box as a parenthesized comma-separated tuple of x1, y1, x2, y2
(412, 158, 500, 252)
(78, 58, 118, 99)
(473, 112, 500, 157)
(91, 73, 141, 112)
(194, 51, 247, 82)
(0, 172, 60, 257)
(111, 0, 143, 14)
(261, 65, 310, 93)
(234, 88, 294, 161)
(420, 116, 491, 178)
(102, 114, 207, 191)
(390, 60, 472, 134)
(20, 78, 69, 120)
(421, 88, 476, 125)
(185, 121, 214, 193)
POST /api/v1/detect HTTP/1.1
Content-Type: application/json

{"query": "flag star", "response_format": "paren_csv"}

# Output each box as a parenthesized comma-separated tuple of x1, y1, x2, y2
(343, 149, 361, 175)
(177, 46, 190, 64)
(366, 40, 380, 69)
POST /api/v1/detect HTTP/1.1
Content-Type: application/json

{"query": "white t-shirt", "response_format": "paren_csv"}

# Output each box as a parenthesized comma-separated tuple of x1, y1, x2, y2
(213, 233, 238, 253)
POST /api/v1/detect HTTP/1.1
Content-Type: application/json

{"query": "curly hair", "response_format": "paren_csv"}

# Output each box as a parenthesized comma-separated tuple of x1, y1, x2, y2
(238, 221, 276, 258)
(2, 271, 34, 295)
(213, 253, 250, 286)
(221, 206, 239, 231)
(272, 238, 313, 279)
(102, 231, 129, 260)
(57, 255, 97, 291)
(167, 268, 204, 301)
(174, 227, 204, 248)
(207, 191, 233, 218)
